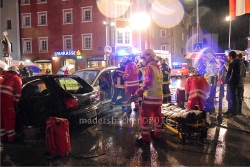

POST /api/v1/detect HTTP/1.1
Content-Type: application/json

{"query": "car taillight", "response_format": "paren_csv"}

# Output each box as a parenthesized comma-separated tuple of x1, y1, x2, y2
(63, 98, 79, 109)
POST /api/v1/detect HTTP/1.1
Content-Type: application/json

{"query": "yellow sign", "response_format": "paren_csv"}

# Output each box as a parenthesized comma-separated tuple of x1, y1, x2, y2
(59, 79, 79, 90)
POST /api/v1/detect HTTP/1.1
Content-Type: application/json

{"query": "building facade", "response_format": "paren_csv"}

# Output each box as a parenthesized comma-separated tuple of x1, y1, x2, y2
(0, 0, 21, 60)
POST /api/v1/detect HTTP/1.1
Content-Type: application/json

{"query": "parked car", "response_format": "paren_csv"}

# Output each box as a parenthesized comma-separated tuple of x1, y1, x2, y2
(18, 75, 101, 132)
(73, 66, 118, 111)
(171, 63, 189, 78)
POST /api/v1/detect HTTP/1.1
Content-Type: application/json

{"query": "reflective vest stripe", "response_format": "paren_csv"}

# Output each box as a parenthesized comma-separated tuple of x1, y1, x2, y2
(0, 90, 13, 96)
(0, 85, 13, 91)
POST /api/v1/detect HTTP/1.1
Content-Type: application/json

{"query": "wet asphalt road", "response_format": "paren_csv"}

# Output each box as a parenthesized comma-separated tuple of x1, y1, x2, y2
(1, 108, 250, 166)
(1, 74, 250, 166)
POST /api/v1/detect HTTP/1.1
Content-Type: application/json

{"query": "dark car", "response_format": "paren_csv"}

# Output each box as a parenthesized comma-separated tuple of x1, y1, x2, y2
(18, 75, 100, 131)
(73, 66, 119, 111)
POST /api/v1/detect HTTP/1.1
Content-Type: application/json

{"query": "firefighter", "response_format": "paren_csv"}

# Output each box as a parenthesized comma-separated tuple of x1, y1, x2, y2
(161, 58, 171, 103)
(123, 56, 140, 113)
(129, 49, 163, 145)
(137, 61, 146, 107)
(205, 58, 218, 113)
(185, 68, 211, 123)
(0, 65, 22, 142)
(110, 62, 126, 111)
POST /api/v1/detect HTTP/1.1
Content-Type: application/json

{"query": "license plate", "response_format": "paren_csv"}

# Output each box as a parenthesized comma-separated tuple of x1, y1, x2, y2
(86, 110, 97, 119)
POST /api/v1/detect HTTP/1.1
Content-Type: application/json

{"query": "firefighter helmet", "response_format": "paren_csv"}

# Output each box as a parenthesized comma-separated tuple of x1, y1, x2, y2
(7, 65, 19, 74)
(140, 49, 156, 62)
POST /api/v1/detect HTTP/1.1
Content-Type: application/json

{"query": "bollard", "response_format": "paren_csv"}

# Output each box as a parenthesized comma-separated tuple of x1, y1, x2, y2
(217, 84, 224, 124)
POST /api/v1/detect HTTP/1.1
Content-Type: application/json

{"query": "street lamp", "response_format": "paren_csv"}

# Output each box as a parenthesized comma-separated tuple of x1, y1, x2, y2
(226, 16, 232, 51)
(130, 12, 150, 51)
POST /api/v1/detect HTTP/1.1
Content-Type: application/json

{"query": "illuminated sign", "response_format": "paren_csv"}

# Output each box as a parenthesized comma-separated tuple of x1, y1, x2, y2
(54, 51, 76, 56)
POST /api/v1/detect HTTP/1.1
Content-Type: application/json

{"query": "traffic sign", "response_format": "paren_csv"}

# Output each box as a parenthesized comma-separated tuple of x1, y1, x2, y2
(193, 43, 202, 52)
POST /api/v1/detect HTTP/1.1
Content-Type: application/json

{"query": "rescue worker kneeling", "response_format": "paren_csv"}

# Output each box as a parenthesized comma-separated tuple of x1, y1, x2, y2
(129, 49, 163, 145)
(184, 68, 211, 124)
(0, 66, 22, 142)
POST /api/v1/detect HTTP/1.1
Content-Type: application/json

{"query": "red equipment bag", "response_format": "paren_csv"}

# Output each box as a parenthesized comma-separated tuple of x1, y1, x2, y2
(176, 89, 186, 108)
(45, 117, 71, 157)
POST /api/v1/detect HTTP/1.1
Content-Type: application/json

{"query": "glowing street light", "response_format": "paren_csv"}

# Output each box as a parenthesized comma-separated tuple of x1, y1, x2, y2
(130, 12, 150, 51)
(226, 16, 232, 51)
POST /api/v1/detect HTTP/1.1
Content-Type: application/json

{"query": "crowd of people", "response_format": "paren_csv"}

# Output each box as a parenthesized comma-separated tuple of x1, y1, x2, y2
(0, 47, 249, 145)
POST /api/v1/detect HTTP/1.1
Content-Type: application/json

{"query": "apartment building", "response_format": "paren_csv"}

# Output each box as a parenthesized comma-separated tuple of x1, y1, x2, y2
(0, 0, 21, 60)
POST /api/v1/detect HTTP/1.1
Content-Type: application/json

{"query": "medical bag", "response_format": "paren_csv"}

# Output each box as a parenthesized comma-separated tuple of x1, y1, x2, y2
(176, 89, 186, 108)
(45, 117, 71, 157)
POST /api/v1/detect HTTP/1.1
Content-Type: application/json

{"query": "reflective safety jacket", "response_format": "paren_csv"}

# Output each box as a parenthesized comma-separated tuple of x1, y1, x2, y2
(139, 67, 146, 87)
(123, 61, 139, 88)
(0, 71, 22, 107)
(113, 66, 125, 89)
(185, 74, 210, 101)
(136, 61, 163, 105)
(161, 64, 171, 84)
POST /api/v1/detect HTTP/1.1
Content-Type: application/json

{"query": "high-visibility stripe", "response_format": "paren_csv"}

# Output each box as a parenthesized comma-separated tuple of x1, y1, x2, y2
(0, 90, 13, 96)
(0, 129, 6, 132)
(143, 101, 162, 105)
(0, 132, 6, 136)
(0, 85, 13, 91)
(141, 126, 150, 130)
(155, 124, 162, 128)
(7, 129, 15, 133)
(154, 129, 162, 132)
(229, 0, 250, 18)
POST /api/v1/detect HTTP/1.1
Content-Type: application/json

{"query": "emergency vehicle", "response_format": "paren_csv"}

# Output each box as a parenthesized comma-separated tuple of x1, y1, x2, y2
(154, 50, 189, 78)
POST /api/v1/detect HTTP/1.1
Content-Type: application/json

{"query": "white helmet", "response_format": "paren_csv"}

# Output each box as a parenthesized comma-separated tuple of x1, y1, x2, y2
(8, 66, 19, 74)
(141, 49, 156, 62)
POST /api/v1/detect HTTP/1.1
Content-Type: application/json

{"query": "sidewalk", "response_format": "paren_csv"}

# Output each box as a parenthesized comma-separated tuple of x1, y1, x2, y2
(210, 83, 250, 133)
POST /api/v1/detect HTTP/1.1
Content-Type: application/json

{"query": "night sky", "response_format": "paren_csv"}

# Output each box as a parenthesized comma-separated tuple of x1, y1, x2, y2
(182, 0, 249, 52)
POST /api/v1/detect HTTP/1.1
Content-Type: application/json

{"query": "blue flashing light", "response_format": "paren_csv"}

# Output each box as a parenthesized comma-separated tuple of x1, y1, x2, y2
(117, 49, 130, 56)
(172, 62, 179, 66)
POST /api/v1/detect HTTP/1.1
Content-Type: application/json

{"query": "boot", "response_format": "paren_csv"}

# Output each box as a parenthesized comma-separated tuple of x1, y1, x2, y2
(206, 112, 211, 125)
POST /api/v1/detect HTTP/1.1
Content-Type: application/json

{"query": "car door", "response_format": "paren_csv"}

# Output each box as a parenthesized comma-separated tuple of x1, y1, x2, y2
(19, 80, 51, 128)
(94, 70, 113, 111)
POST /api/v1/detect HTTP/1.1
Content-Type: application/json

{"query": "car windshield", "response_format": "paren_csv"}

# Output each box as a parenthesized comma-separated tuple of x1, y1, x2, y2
(73, 70, 100, 85)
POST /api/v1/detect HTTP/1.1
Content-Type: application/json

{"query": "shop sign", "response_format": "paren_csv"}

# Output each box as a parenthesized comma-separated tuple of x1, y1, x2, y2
(54, 51, 76, 56)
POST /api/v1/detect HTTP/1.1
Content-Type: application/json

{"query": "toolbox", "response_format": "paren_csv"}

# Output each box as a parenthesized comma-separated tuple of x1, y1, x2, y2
(161, 103, 208, 143)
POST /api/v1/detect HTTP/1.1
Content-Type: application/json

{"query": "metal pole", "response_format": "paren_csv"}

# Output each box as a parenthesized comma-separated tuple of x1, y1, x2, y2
(196, 0, 199, 44)
(217, 83, 224, 124)
(228, 19, 232, 50)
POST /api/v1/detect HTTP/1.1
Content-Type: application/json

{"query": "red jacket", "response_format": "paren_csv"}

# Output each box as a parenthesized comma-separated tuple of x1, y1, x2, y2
(123, 61, 139, 88)
(0, 71, 22, 107)
(185, 74, 210, 101)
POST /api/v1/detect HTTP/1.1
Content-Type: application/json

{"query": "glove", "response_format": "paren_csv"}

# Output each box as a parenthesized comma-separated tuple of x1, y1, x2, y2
(126, 94, 138, 104)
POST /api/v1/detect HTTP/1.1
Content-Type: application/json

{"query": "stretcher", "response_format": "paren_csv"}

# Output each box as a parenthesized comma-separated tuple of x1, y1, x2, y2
(161, 104, 208, 143)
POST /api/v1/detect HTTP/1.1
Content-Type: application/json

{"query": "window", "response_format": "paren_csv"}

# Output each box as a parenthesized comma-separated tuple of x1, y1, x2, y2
(161, 30, 166, 37)
(63, 35, 72, 50)
(21, 13, 31, 27)
(82, 7, 92, 22)
(82, 34, 92, 50)
(116, 29, 131, 45)
(38, 12, 47, 26)
(161, 45, 167, 51)
(120, 6, 131, 19)
(203, 38, 207, 45)
(117, 0, 131, 18)
(38, 37, 48, 52)
(22, 38, 32, 53)
(7, 20, 11, 29)
(37, 0, 47, 3)
(63, 9, 73, 24)
(21, 0, 30, 5)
